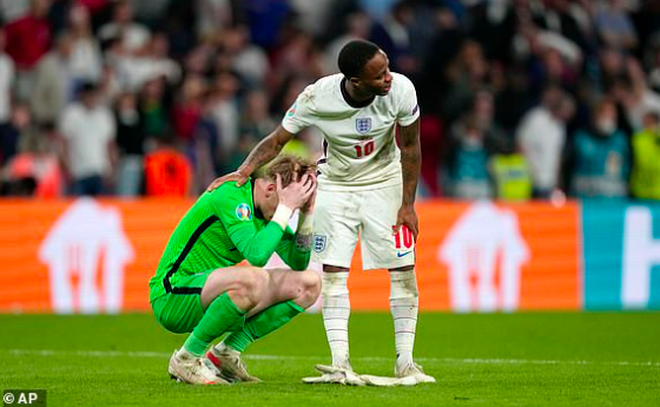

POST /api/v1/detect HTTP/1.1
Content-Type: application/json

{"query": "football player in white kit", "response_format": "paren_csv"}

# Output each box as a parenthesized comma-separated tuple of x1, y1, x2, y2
(209, 40, 435, 385)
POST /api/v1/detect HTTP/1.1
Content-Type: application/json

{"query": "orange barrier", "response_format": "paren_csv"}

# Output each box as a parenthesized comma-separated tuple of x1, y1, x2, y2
(0, 199, 580, 313)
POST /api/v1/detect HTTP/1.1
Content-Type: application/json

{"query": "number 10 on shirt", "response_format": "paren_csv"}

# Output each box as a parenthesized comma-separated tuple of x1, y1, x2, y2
(355, 139, 375, 158)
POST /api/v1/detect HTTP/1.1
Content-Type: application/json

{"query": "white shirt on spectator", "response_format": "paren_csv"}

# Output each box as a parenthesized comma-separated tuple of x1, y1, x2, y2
(98, 22, 151, 53)
(0, 0, 30, 22)
(70, 38, 103, 82)
(626, 90, 660, 131)
(59, 102, 116, 179)
(516, 106, 565, 191)
(234, 47, 270, 86)
(0, 52, 15, 122)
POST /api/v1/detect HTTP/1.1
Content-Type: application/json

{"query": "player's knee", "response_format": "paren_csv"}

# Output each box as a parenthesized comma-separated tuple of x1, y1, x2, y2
(296, 271, 321, 308)
(389, 270, 419, 299)
(236, 268, 269, 307)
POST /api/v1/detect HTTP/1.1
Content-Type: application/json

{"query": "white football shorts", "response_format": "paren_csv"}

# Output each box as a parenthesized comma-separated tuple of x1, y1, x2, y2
(311, 183, 416, 270)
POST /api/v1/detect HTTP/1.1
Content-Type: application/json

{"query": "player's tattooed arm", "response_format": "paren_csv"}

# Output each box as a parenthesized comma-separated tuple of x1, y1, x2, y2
(238, 125, 295, 177)
(295, 232, 313, 251)
(399, 119, 421, 206)
(396, 119, 421, 240)
(207, 126, 295, 190)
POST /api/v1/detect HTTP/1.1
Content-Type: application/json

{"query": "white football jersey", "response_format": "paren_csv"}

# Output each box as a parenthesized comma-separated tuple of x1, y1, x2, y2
(281, 72, 419, 191)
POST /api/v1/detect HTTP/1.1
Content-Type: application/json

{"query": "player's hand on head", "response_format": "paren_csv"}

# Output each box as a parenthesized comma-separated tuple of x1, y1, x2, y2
(206, 170, 250, 191)
(394, 204, 419, 242)
(301, 173, 317, 215)
(277, 173, 317, 211)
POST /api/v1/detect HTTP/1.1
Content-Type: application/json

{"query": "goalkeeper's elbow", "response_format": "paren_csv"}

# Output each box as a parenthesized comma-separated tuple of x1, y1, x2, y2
(246, 253, 270, 268)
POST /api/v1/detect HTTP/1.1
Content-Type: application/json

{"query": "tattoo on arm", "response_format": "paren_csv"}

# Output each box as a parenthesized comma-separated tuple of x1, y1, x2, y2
(295, 233, 312, 251)
(399, 119, 421, 205)
(239, 125, 294, 175)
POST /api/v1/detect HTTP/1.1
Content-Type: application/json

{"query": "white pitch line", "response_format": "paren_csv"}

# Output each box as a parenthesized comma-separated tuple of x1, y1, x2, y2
(5, 349, 660, 367)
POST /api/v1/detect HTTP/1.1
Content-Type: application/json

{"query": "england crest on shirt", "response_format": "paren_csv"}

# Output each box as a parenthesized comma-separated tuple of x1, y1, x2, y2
(355, 117, 372, 134)
(313, 234, 327, 253)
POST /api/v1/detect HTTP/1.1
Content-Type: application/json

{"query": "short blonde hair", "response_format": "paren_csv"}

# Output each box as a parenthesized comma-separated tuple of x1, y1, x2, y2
(256, 155, 317, 188)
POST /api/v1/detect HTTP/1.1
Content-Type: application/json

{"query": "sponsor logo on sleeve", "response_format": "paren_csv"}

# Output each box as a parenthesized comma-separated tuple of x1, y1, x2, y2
(235, 203, 252, 221)
(286, 103, 297, 117)
(412, 104, 419, 115)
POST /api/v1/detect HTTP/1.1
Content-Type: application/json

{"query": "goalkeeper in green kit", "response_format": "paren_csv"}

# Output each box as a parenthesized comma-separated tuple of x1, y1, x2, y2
(149, 156, 321, 385)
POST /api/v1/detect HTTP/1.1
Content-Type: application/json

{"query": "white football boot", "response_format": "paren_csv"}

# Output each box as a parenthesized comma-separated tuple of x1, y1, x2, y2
(168, 349, 228, 385)
(206, 347, 261, 383)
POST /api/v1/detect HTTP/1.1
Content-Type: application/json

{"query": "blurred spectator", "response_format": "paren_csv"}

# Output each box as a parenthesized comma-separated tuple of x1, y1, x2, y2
(444, 115, 492, 200)
(98, 0, 150, 54)
(418, 114, 444, 197)
(234, 89, 274, 169)
(172, 75, 205, 145)
(210, 72, 240, 161)
(533, 0, 592, 52)
(442, 40, 489, 124)
(144, 134, 192, 197)
(324, 11, 371, 74)
(221, 26, 270, 87)
(195, 0, 233, 40)
(110, 32, 181, 92)
(114, 91, 144, 196)
(359, 0, 400, 21)
(4, 131, 62, 198)
(516, 87, 575, 198)
(612, 57, 660, 131)
(0, 103, 33, 166)
(67, 3, 103, 84)
(58, 82, 116, 196)
(0, 29, 15, 126)
(594, 0, 638, 51)
(31, 32, 74, 127)
(244, 0, 291, 50)
(630, 111, 660, 201)
(139, 77, 170, 141)
(489, 137, 532, 202)
(368, 1, 416, 74)
(5, 0, 52, 101)
(4, 0, 51, 70)
(290, 0, 334, 38)
(193, 91, 222, 191)
(0, 0, 32, 23)
(569, 98, 630, 199)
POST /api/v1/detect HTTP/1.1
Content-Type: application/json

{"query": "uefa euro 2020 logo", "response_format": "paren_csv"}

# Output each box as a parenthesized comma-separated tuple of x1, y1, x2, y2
(235, 203, 252, 221)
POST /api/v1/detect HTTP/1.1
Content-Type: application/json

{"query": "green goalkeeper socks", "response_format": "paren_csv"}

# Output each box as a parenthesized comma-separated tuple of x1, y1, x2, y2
(222, 300, 305, 352)
(183, 292, 247, 357)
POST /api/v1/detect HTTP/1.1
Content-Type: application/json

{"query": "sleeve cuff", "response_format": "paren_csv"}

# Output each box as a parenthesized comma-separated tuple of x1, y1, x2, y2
(271, 204, 294, 230)
(297, 212, 313, 235)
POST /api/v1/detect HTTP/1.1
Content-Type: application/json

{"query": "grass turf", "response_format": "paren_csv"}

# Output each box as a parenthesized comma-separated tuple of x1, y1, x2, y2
(0, 312, 658, 406)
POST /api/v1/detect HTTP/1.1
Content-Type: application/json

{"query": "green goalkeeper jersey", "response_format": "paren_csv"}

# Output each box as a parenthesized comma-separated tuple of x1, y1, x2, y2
(149, 180, 311, 302)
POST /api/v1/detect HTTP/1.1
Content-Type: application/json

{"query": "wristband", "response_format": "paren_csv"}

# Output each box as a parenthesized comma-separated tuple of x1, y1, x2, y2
(271, 204, 294, 230)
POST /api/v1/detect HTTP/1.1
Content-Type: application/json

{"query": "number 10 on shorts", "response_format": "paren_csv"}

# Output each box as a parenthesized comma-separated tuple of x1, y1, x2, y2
(394, 226, 414, 249)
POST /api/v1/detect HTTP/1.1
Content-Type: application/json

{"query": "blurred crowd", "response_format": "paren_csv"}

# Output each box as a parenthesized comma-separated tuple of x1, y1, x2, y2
(0, 0, 659, 201)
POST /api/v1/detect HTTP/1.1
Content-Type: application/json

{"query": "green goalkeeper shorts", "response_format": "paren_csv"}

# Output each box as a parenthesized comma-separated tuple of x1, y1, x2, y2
(150, 271, 211, 334)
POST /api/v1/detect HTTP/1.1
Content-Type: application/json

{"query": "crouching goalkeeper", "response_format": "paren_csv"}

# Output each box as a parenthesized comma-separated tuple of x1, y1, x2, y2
(149, 156, 320, 385)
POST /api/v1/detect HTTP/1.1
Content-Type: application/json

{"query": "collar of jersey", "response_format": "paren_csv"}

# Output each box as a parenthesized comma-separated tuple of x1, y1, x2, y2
(340, 77, 375, 108)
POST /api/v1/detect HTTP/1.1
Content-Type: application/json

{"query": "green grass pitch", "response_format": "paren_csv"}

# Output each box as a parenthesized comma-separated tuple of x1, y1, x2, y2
(1, 312, 659, 406)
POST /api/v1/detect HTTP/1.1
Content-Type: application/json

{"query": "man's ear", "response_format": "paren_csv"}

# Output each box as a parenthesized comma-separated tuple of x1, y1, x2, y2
(349, 77, 361, 87)
(266, 182, 277, 196)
